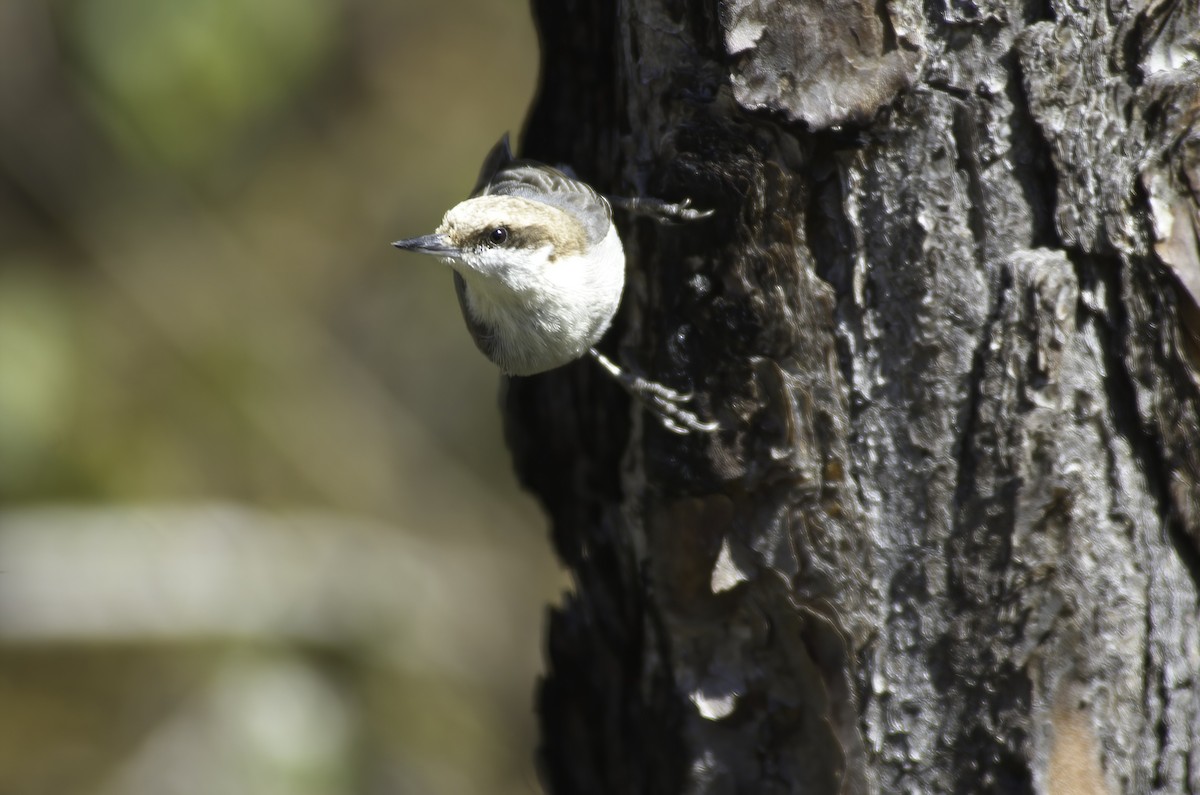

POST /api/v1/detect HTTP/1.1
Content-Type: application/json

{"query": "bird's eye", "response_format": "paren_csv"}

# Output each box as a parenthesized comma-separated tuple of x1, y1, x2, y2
(488, 227, 509, 245)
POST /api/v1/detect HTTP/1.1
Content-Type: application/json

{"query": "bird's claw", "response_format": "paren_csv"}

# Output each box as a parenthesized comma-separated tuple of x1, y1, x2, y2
(606, 195, 715, 224)
(643, 386, 721, 435)
(588, 348, 720, 435)
(653, 198, 715, 223)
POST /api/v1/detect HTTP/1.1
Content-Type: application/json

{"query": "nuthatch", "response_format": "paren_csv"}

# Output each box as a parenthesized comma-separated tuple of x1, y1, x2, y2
(392, 134, 717, 433)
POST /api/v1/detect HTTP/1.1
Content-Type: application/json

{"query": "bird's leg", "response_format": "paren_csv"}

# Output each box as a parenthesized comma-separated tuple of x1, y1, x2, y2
(588, 348, 719, 434)
(605, 195, 714, 224)
(593, 195, 713, 431)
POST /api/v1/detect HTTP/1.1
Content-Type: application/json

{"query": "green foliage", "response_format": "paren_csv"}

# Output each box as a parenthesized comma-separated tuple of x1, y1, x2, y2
(0, 267, 76, 493)
(0, 1, 549, 793)
(68, 0, 338, 169)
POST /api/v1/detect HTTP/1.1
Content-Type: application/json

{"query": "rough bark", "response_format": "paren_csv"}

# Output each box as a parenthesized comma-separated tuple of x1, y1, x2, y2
(508, 0, 1200, 792)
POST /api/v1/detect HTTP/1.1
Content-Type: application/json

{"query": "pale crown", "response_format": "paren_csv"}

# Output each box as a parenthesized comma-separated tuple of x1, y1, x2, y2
(437, 195, 589, 267)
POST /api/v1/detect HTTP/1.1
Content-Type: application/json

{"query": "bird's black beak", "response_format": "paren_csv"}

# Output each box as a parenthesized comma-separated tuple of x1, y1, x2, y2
(391, 234, 460, 258)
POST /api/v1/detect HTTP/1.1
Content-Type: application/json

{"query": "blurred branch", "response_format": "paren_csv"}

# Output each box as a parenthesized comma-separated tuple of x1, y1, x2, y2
(0, 504, 544, 683)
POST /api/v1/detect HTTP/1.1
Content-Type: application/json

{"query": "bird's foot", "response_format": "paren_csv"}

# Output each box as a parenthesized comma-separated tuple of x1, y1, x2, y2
(589, 348, 719, 434)
(606, 196, 714, 224)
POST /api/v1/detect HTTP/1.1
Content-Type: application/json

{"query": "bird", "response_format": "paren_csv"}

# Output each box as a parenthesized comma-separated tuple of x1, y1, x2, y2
(392, 134, 716, 433)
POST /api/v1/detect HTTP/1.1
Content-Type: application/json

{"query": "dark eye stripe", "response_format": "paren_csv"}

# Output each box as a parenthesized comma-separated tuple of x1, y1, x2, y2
(474, 223, 574, 256)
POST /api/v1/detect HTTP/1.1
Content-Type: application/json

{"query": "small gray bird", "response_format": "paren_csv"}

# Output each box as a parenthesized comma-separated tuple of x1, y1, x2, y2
(392, 135, 716, 433)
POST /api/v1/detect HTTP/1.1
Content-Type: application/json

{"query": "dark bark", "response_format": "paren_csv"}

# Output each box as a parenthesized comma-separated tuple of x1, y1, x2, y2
(509, 0, 1200, 792)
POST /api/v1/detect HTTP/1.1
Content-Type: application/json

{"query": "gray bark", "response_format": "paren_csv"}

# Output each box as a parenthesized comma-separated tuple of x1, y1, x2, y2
(508, 0, 1200, 792)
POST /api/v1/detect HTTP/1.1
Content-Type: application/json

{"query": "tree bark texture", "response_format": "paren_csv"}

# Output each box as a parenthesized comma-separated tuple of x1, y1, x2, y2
(507, 0, 1200, 792)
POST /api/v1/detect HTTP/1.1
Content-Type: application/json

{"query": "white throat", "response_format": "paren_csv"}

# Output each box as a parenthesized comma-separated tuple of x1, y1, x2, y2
(454, 224, 624, 376)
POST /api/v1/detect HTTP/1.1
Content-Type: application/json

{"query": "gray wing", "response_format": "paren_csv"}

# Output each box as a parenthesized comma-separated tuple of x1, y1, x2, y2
(453, 271, 499, 363)
(471, 134, 612, 248)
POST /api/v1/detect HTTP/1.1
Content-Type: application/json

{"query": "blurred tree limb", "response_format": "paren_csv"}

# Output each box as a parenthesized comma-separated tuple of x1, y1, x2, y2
(0, 504, 534, 680)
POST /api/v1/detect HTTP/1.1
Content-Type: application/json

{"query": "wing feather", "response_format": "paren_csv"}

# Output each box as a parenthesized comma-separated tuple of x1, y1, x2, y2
(471, 134, 612, 247)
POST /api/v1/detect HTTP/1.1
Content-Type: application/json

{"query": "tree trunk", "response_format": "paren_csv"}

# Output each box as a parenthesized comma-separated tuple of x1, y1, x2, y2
(507, 0, 1200, 792)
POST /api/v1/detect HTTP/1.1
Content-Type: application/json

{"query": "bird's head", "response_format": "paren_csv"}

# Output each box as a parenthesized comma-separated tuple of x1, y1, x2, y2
(393, 195, 588, 290)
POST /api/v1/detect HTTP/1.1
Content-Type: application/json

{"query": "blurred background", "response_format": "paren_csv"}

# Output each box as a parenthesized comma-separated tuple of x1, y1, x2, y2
(0, 1, 559, 794)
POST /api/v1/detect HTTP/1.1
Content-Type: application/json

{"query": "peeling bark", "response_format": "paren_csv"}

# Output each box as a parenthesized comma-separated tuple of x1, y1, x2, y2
(510, 0, 1200, 792)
